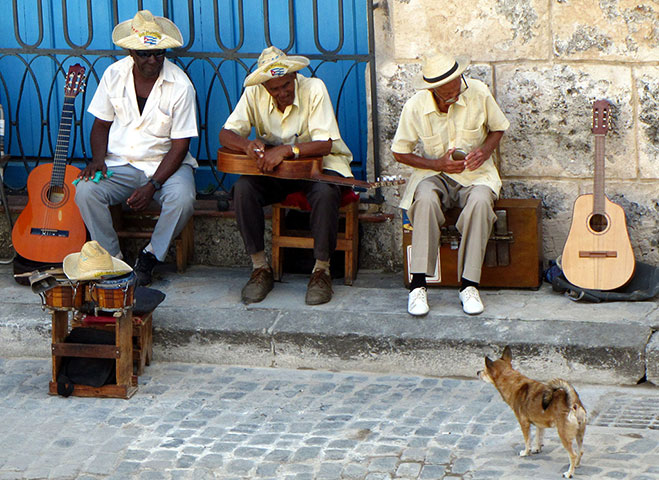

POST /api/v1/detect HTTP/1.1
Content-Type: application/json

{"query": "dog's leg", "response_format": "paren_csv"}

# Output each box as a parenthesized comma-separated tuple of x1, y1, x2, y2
(575, 424, 585, 467)
(518, 419, 532, 456)
(557, 426, 577, 478)
(532, 427, 544, 453)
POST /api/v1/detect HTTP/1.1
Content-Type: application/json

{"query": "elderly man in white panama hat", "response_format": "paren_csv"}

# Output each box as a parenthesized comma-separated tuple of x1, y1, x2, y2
(392, 53, 510, 316)
(219, 46, 354, 306)
(74, 10, 198, 286)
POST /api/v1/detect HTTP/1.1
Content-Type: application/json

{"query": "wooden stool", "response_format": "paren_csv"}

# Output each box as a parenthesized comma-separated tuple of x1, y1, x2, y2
(72, 311, 154, 376)
(272, 190, 359, 285)
(49, 309, 137, 399)
(110, 204, 194, 272)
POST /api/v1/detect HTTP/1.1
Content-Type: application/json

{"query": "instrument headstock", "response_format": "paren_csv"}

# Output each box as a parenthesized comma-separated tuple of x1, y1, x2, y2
(64, 64, 86, 99)
(371, 175, 406, 188)
(592, 99, 611, 135)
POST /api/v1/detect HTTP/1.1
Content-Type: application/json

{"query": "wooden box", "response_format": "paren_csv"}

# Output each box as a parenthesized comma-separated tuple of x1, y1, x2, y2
(72, 312, 153, 376)
(403, 198, 543, 289)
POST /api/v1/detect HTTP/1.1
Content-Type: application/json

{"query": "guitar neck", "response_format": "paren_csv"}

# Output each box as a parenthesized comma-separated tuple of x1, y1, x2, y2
(52, 95, 76, 188)
(593, 134, 606, 215)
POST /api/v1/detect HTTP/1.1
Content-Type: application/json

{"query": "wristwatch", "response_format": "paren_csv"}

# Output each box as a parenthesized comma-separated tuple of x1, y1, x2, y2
(148, 178, 162, 191)
(291, 144, 300, 159)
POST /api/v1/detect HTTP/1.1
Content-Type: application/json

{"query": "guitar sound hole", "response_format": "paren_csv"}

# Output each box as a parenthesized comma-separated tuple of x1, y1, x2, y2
(589, 213, 608, 233)
(47, 186, 65, 205)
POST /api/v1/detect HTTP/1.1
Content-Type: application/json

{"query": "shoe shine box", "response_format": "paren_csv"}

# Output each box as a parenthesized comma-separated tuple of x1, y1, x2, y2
(402, 199, 543, 289)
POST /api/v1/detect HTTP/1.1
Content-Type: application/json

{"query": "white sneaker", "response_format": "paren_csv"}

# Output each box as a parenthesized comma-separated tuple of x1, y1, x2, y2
(408, 287, 429, 316)
(459, 286, 484, 315)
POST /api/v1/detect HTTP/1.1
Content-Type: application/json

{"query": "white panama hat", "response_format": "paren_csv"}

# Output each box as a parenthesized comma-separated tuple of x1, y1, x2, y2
(112, 10, 183, 50)
(243, 46, 310, 87)
(413, 53, 470, 90)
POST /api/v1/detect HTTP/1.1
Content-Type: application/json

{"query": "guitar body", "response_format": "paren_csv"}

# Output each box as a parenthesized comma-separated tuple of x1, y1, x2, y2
(562, 193, 635, 290)
(217, 147, 404, 190)
(12, 163, 86, 263)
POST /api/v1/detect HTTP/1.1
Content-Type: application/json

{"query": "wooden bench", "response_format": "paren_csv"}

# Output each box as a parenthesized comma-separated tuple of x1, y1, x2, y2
(271, 190, 360, 285)
(110, 204, 194, 272)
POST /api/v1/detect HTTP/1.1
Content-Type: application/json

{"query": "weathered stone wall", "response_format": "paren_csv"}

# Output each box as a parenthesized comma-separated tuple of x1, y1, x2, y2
(373, 0, 659, 270)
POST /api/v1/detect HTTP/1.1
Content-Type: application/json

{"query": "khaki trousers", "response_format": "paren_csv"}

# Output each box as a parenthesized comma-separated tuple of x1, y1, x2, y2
(408, 175, 497, 283)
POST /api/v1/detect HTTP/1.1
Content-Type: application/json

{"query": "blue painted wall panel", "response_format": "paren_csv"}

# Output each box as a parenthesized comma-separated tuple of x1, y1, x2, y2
(0, 0, 371, 192)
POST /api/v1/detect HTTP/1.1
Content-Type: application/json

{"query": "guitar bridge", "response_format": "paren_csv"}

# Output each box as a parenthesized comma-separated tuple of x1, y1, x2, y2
(579, 250, 617, 258)
(30, 228, 69, 238)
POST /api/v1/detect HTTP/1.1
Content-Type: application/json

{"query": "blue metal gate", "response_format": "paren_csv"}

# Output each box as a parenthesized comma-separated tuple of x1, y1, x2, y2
(0, 0, 380, 197)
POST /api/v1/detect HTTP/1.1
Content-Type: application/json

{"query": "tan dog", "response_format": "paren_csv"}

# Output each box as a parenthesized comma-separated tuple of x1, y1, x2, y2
(478, 346, 587, 478)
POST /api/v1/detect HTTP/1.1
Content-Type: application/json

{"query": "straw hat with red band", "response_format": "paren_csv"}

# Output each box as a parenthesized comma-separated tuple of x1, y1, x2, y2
(413, 53, 470, 90)
(112, 10, 183, 50)
(243, 46, 310, 87)
(63, 241, 132, 281)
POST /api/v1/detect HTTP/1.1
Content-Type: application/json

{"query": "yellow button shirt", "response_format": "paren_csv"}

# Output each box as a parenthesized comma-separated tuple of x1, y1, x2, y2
(223, 74, 353, 178)
(391, 78, 509, 210)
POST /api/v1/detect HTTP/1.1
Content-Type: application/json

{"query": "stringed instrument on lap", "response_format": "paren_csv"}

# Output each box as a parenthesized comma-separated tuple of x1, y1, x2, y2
(561, 99, 635, 290)
(12, 64, 87, 263)
(217, 147, 405, 189)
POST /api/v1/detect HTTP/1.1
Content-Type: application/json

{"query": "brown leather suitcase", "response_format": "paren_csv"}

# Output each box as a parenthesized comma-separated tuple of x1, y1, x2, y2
(403, 198, 543, 289)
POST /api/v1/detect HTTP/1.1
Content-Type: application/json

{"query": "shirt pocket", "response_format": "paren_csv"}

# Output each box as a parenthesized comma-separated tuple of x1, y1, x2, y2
(419, 133, 445, 158)
(146, 107, 173, 138)
(456, 126, 485, 152)
(109, 97, 134, 127)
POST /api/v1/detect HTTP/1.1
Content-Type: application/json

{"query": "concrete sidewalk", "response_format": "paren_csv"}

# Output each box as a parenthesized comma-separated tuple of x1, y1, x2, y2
(0, 264, 657, 386)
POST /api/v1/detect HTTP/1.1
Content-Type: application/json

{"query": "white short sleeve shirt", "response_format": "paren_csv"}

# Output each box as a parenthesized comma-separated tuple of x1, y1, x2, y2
(223, 74, 353, 178)
(391, 78, 510, 210)
(87, 56, 198, 178)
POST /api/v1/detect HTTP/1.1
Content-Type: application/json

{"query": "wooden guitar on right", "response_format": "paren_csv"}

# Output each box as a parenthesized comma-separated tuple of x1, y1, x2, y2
(561, 99, 635, 290)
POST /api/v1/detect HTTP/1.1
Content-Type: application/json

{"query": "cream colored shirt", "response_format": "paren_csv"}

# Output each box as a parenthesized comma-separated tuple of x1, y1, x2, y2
(223, 74, 353, 178)
(88, 56, 198, 178)
(391, 78, 509, 210)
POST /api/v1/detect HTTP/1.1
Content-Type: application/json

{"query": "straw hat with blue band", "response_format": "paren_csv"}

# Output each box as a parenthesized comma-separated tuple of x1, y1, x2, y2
(112, 10, 183, 50)
(243, 46, 310, 87)
(413, 53, 470, 90)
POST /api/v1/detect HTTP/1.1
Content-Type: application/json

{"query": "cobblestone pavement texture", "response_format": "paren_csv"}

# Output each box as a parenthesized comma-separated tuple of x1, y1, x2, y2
(1, 358, 658, 480)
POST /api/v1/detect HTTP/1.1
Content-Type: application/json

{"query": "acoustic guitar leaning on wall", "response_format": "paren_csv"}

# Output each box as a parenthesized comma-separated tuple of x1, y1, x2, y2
(561, 99, 635, 291)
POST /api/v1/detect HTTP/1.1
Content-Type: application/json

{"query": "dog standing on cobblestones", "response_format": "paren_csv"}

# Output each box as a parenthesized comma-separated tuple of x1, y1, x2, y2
(478, 346, 587, 478)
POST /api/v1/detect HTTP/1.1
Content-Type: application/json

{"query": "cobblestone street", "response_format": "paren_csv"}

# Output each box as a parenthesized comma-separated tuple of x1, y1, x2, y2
(1, 358, 658, 479)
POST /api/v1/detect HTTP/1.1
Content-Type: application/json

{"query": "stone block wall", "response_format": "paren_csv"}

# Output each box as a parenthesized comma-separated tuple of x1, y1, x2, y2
(372, 0, 658, 269)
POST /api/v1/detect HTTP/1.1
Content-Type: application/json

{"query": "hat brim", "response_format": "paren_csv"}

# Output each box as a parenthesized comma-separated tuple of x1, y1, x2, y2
(63, 253, 133, 281)
(413, 55, 470, 90)
(243, 56, 310, 87)
(112, 16, 183, 50)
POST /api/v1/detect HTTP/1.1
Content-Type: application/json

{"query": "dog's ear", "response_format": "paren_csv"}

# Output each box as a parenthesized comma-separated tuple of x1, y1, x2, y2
(485, 356, 494, 369)
(501, 346, 512, 362)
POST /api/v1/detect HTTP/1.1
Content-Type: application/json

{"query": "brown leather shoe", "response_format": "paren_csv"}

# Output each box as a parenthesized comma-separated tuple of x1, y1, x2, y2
(305, 269, 333, 305)
(241, 267, 274, 304)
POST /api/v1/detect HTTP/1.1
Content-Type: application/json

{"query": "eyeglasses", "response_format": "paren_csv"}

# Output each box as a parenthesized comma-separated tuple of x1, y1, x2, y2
(433, 76, 468, 104)
(134, 49, 166, 58)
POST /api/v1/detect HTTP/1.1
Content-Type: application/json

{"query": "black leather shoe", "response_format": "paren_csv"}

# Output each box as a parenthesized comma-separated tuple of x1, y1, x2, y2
(134, 250, 159, 286)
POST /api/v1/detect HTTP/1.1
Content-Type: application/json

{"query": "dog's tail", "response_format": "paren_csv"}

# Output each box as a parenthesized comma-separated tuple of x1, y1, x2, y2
(545, 379, 587, 424)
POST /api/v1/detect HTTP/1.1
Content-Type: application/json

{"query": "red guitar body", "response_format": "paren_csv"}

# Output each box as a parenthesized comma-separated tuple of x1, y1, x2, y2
(12, 163, 86, 262)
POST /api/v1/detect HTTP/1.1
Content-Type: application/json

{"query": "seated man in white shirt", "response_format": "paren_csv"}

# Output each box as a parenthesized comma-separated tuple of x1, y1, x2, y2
(219, 46, 354, 306)
(75, 10, 198, 286)
(391, 53, 510, 316)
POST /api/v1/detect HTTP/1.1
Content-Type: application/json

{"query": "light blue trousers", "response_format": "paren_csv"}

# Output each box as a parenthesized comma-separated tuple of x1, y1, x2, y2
(75, 164, 195, 261)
